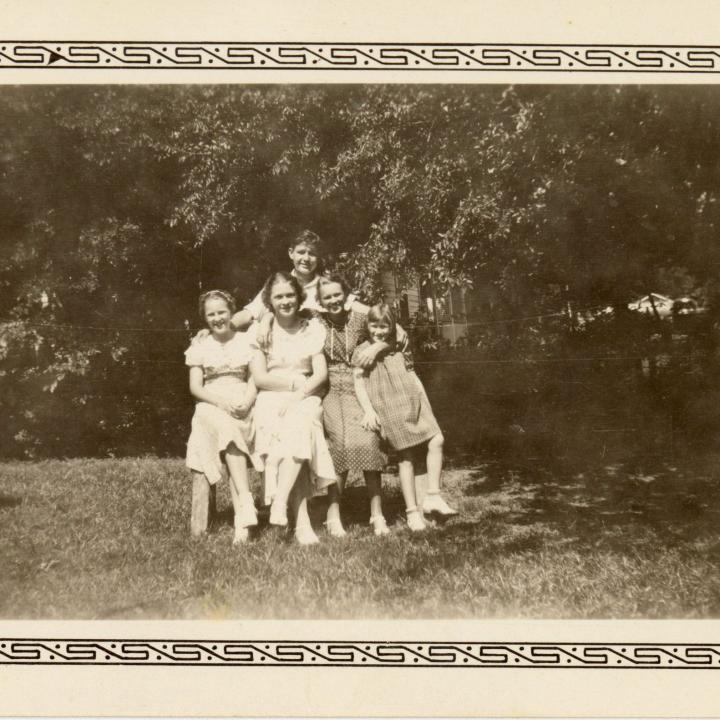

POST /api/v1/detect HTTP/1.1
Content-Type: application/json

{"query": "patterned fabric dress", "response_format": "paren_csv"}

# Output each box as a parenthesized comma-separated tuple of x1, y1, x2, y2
(247, 319, 337, 505)
(184, 333, 263, 484)
(319, 310, 386, 477)
(352, 341, 440, 452)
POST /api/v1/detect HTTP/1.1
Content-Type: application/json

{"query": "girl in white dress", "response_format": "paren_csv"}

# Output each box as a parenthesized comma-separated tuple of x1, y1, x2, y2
(185, 290, 263, 544)
(248, 272, 337, 545)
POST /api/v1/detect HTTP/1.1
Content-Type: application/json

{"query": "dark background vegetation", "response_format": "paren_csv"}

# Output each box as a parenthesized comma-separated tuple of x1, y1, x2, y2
(2, 84, 720, 460)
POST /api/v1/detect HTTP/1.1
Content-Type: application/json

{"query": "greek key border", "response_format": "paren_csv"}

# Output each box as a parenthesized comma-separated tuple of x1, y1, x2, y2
(2, 38, 718, 677)
(1, 42, 720, 72)
(1, 640, 719, 668)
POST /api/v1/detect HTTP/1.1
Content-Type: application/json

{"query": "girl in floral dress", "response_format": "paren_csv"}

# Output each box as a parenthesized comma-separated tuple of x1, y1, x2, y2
(248, 272, 337, 545)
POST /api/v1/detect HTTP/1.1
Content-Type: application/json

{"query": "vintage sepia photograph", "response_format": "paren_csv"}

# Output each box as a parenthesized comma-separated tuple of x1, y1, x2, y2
(2, 82, 720, 623)
(3, 0, 720, 715)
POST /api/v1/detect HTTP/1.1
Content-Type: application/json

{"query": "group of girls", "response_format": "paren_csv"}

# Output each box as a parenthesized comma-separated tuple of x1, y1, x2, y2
(185, 230, 457, 546)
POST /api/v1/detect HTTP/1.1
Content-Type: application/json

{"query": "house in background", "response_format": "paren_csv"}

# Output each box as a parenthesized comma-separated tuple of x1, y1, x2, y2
(380, 275, 704, 343)
(380, 270, 493, 343)
(627, 293, 674, 318)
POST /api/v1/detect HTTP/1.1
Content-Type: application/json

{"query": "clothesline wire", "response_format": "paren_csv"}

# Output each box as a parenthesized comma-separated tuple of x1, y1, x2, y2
(0, 303, 629, 334)
(120, 355, 683, 366)
(2, 322, 189, 333)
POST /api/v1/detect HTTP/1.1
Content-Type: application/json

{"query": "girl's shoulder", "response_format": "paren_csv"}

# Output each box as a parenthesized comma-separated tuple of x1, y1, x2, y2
(303, 316, 327, 353)
(184, 333, 213, 366)
(228, 330, 254, 356)
(244, 322, 263, 351)
(349, 306, 369, 322)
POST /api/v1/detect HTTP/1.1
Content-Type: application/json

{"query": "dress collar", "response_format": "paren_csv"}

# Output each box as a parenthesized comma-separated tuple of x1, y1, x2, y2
(291, 269, 319, 290)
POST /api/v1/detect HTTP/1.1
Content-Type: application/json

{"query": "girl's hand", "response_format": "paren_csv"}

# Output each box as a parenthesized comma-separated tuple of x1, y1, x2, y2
(217, 399, 238, 416)
(396, 325, 409, 346)
(192, 328, 210, 345)
(354, 342, 385, 368)
(232, 400, 252, 418)
(360, 409, 381, 432)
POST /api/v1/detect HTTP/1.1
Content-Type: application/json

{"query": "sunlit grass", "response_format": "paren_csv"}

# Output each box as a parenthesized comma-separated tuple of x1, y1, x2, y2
(2, 456, 720, 619)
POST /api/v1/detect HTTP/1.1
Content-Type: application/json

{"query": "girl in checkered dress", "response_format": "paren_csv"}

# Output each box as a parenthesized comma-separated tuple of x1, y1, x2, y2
(352, 303, 454, 531)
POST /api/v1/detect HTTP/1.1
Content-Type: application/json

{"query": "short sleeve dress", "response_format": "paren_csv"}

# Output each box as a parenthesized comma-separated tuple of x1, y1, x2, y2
(184, 332, 262, 484)
(352, 341, 440, 452)
(319, 310, 386, 477)
(247, 318, 337, 505)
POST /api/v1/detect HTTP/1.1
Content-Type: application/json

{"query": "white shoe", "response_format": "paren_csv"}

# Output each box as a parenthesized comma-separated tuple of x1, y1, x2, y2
(325, 519, 347, 538)
(295, 524, 320, 546)
(422, 493, 458, 517)
(233, 525, 250, 545)
(268, 501, 288, 527)
(237, 502, 258, 528)
(369, 515, 390, 536)
(406, 508, 427, 532)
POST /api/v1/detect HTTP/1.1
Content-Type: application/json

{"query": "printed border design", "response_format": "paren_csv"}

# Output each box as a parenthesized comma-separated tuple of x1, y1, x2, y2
(1, 640, 719, 667)
(1, 43, 720, 72)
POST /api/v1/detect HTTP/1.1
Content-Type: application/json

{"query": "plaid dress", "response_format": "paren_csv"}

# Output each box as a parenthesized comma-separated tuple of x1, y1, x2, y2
(352, 341, 440, 452)
(319, 310, 386, 476)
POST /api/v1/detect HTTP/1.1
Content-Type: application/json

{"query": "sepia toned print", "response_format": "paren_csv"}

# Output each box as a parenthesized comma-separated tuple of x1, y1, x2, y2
(2, 2, 720, 716)
(3, 83, 720, 624)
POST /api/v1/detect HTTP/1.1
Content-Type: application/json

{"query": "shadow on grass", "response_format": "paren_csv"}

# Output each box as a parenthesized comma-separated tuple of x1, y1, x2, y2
(0, 493, 22, 509)
(461, 456, 720, 552)
(184, 455, 720, 557)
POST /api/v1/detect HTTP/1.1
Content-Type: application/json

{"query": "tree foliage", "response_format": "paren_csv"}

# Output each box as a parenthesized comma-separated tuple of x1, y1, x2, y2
(2, 85, 720, 457)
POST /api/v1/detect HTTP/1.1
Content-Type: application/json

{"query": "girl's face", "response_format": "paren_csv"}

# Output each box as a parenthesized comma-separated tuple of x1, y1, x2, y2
(269, 280, 299, 319)
(204, 297, 232, 334)
(318, 281, 346, 316)
(368, 319, 392, 343)
(288, 242, 319, 278)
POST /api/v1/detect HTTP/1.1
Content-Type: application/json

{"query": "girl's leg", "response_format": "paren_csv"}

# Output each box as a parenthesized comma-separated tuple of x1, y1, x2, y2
(422, 432, 458, 516)
(290, 464, 319, 545)
(190, 471, 212, 537)
(225, 447, 257, 544)
(364, 470, 388, 535)
(325, 472, 347, 537)
(398, 451, 425, 532)
(269, 456, 303, 527)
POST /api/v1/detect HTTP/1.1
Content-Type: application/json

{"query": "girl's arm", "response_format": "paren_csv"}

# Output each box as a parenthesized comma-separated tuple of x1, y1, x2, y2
(245, 376, 258, 405)
(254, 313, 274, 349)
(234, 376, 257, 417)
(232, 289, 269, 330)
(353, 368, 381, 432)
(188, 367, 238, 416)
(303, 352, 328, 396)
(249, 350, 299, 392)
(230, 308, 256, 330)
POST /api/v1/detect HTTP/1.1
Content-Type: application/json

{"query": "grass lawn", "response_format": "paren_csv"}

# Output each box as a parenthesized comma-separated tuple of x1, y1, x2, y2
(1, 455, 720, 619)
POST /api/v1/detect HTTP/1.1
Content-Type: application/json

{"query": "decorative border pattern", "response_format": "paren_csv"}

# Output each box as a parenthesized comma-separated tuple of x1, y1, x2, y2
(1, 640, 719, 667)
(0, 43, 719, 72)
(1, 38, 717, 680)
